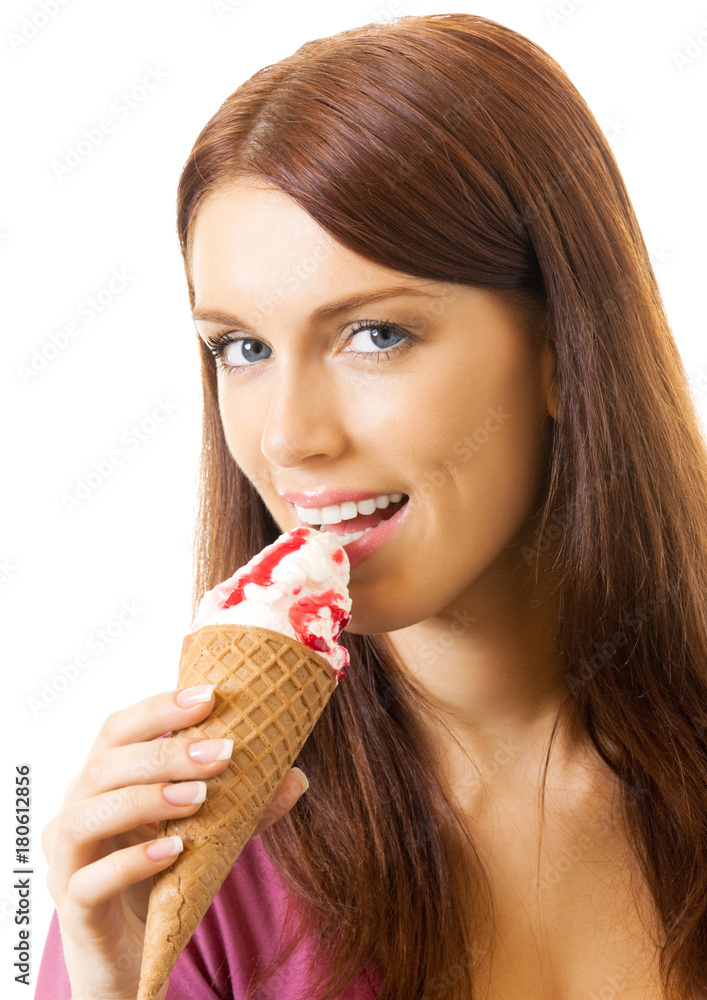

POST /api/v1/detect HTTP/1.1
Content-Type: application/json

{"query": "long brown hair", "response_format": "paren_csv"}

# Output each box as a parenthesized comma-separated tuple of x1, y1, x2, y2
(176, 14, 707, 999)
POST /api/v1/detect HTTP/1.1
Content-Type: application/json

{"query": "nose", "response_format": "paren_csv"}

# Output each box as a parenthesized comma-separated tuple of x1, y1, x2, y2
(260, 362, 348, 469)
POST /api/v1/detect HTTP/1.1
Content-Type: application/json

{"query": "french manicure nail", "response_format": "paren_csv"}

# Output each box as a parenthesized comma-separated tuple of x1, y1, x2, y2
(291, 767, 309, 793)
(176, 685, 215, 707)
(188, 738, 233, 763)
(163, 781, 207, 805)
(146, 835, 184, 861)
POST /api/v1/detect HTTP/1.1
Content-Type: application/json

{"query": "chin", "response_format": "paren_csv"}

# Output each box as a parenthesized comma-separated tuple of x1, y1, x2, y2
(343, 604, 421, 636)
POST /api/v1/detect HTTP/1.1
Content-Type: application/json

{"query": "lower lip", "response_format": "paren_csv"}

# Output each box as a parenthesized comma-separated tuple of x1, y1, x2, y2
(332, 499, 411, 569)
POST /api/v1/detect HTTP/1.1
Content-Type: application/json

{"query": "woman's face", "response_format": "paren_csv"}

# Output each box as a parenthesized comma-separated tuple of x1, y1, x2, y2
(191, 180, 556, 634)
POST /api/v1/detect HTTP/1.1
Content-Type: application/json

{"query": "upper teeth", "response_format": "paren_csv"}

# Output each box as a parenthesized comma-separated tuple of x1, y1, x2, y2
(295, 492, 404, 527)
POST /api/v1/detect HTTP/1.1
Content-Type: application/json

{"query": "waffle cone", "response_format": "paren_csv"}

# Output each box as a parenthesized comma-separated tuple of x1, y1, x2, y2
(137, 624, 337, 1000)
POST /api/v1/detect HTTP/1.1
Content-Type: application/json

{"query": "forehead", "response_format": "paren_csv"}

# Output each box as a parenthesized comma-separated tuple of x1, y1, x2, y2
(193, 180, 331, 253)
(193, 182, 363, 291)
(190, 180, 443, 315)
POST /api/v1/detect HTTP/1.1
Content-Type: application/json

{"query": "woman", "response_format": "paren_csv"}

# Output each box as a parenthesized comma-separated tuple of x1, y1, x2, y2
(37, 12, 707, 1000)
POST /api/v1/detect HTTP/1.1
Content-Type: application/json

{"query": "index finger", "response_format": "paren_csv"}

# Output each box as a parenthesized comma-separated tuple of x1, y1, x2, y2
(88, 685, 216, 756)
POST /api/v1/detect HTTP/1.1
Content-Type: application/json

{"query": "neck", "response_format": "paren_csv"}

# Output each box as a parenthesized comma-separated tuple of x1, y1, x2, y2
(385, 544, 592, 809)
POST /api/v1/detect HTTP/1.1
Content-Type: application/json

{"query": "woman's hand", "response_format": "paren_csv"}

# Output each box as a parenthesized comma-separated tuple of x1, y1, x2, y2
(41, 686, 309, 1000)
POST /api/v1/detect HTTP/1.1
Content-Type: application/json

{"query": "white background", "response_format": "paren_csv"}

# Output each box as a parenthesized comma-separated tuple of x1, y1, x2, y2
(2, 0, 706, 995)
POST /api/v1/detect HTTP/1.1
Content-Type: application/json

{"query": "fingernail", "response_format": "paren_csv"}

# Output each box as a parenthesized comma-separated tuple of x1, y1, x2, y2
(188, 738, 233, 763)
(176, 684, 215, 707)
(163, 781, 207, 805)
(291, 767, 309, 793)
(146, 835, 184, 861)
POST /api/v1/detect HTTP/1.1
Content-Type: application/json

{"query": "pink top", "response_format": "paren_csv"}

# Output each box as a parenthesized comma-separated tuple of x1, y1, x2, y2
(35, 835, 381, 999)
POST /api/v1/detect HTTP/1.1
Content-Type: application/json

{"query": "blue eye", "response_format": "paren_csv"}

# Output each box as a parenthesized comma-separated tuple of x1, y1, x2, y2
(205, 318, 413, 376)
(345, 320, 407, 355)
(206, 334, 272, 369)
(225, 339, 272, 366)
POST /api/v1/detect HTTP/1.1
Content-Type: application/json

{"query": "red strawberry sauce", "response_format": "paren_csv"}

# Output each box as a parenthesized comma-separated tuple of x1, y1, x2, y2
(222, 526, 350, 679)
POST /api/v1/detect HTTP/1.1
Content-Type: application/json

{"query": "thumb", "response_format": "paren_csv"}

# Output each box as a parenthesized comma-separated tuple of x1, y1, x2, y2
(252, 767, 309, 837)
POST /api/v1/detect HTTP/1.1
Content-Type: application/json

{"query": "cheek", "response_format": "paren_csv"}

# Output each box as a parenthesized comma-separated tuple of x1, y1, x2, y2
(354, 367, 547, 628)
(458, 402, 547, 537)
(443, 355, 548, 534)
(402, 361, 509, 479)
(218, 386, 239, 457)
(217, 382, 262, 473)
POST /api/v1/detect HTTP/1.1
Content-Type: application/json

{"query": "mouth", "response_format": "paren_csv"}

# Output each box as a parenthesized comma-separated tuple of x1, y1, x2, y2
(293, 492, 410, 546)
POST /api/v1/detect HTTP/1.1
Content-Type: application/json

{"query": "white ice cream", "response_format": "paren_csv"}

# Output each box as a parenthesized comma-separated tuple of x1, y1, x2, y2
(190, 526, 352, 679)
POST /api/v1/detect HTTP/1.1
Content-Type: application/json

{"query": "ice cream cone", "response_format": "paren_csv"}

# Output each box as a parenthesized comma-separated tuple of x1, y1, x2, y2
(137, 623, 337, 1000)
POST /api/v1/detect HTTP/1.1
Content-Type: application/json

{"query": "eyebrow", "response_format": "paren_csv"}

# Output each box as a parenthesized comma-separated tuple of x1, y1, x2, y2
(191, 285, 438, 326)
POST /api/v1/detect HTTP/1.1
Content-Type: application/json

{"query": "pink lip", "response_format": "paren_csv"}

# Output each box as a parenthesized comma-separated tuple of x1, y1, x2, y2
(280, 488, 406, 508)
(337, 497, 411, 569)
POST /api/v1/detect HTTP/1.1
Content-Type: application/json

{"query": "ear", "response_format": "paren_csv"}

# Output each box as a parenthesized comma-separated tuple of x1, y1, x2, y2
(540, 342, 558, 422)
